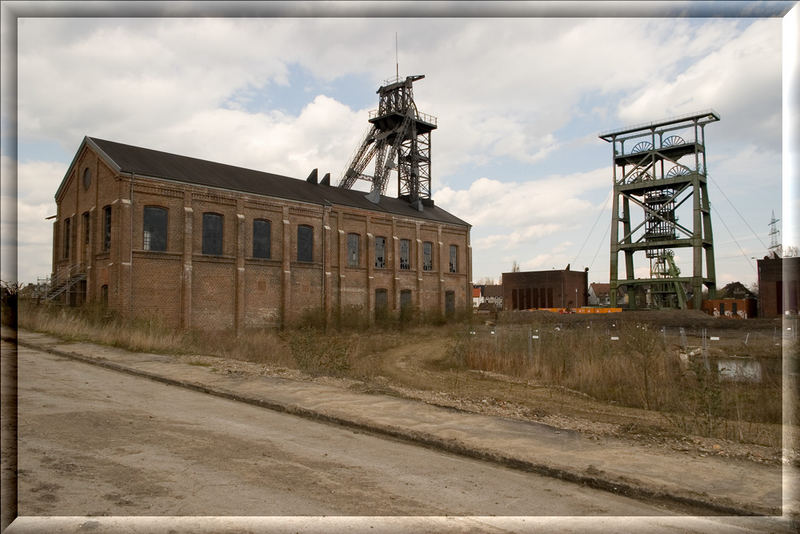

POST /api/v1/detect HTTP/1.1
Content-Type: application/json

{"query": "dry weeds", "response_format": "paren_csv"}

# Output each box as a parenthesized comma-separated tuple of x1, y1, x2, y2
(16, 301, 793, 453)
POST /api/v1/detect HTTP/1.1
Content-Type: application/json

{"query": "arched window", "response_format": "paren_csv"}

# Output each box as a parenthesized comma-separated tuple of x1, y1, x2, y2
(102, 206, 112, 251)
(143, 206, 168, 251)
(297, 225, 313, 262)
(423, 241, 433, 271)
(82, 167, 92, 190)
(445, 290, 455, 317)
(400, 289, 412, 310)
(374, 236, 386, 269)
(100, 284, 108, 309)
(202, 213, 223, 255)
(63, 217, 71, 259)
(449, 245, 458, 273)
(399, 239, 411, 270)
(253, 219, 271, 259)
(375, 288, 388, 320)
(347, 233, 360, 267)
(83, 211, 90, 245)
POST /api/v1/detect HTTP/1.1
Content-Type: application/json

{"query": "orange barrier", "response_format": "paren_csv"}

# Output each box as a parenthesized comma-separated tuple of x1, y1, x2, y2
(527, 307, 622, 314)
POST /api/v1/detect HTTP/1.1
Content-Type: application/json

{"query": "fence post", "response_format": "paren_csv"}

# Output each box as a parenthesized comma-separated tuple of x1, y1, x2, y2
(527, 326, 532, 364)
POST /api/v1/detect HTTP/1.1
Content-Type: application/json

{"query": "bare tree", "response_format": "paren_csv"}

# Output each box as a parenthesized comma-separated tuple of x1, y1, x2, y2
(748, 281, 759, 297)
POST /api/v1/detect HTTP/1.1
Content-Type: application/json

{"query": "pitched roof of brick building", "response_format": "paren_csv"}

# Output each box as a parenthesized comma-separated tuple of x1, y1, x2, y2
(62, 136, 469, 227)
(590, 283, 610, 296)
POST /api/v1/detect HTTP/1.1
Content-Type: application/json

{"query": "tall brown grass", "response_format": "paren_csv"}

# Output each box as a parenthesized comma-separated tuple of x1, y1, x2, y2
(17, 300, 407, 375)
(17, 300, 291, 366)
(449, 320, 784, 444)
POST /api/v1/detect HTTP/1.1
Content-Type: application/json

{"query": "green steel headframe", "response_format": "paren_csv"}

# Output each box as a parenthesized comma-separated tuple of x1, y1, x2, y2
(599, 111, 719, 310)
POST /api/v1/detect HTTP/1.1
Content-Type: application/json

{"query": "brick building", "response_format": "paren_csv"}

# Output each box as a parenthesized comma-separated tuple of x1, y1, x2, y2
(502, 267, 588, 311)
(51, 137, 471, 330)
(757, 256, 800, 317)
(701, 298, 757, 318)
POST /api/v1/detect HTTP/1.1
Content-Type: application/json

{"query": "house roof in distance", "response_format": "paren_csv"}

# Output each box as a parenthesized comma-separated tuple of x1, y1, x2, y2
(63, 137, 469, 227)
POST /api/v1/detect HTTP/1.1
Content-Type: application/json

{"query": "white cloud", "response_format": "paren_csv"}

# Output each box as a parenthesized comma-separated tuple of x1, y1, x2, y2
(154, 95, 367, 179)
(436, 167, 608, 228)
(617, 19, 781, 150)
(9, 15, 782, 288)
(11, 156, 62, 282)
(520, 242, 575, 272)
(474, 224, 562, 250)
(437, 168, 610, 280)
(4, 157, 63, 282)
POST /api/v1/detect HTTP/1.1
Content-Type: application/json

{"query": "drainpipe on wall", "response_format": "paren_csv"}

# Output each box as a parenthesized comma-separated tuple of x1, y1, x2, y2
(321, 202, 326, 314)
(129, 171, 135, 318)
(322, 199, 332, 326)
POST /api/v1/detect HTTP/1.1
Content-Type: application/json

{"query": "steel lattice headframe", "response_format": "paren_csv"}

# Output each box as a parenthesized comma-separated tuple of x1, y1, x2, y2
(599, 110, 720, 310)
(338, 75, 437, 211)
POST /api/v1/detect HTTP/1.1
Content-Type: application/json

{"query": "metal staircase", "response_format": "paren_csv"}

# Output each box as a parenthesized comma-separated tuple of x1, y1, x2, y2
(43, 264, 86, 303)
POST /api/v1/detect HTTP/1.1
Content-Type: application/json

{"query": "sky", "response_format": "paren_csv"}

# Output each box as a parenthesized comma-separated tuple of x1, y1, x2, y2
(2, 1, 798, 289)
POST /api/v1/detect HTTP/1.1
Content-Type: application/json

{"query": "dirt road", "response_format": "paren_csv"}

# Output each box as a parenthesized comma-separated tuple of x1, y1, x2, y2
(15, 342, 681, 517)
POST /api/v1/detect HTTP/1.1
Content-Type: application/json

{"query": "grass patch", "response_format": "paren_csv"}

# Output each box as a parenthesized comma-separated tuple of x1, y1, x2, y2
(448, 317, 785, 446)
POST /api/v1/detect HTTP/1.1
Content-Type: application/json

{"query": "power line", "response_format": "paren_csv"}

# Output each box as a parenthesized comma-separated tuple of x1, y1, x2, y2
(707, 174, 769, 252)
(710, 199, 757, 275)
(589, 216, 611, 273)
(572, 189, 612, 266)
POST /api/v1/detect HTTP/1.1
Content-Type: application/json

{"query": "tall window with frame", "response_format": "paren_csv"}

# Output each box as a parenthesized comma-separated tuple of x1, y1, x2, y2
(202, 213, 223, 255)
(445, 290, 455, 317)
(374, 236, 386, 269)
(449, 245, 458, 273)
(297, 225, 313, 262)
(375, 288, 388, 320)
(400, 289, 412, 311)
(63, 217, 71, 259)
(143, 206, 168, 252)
(82, 211, 90, 246)
(423, 241, 433, 271)
(399, 238, 411, 270)
(253, 219, 271, 259)
(102, 206, 112, 251)
(346, 233, 360, 267)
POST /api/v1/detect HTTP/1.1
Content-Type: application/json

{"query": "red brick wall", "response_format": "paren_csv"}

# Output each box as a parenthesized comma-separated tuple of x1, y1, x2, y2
(131, 254, 183, 327)
(192, 259, 236, 330)
(502, 269, 589, 310)
(758, 257, 800, 317)
(243, 263, 282, 327)
(52, 141, 472, 330)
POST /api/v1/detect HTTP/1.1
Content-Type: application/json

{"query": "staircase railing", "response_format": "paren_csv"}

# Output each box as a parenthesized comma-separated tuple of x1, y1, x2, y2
(44, 264, 86, 302)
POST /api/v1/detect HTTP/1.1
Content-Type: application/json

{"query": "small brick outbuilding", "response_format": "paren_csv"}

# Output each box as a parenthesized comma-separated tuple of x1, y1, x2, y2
(502, 267, 588, 311)
(757, 256, 800, 317)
